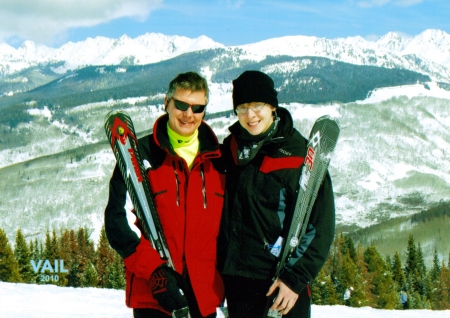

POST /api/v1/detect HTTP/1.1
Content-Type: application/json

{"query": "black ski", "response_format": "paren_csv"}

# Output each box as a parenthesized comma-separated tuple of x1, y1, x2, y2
(104, 110, 190, 318)
(266, 115, 340, 318)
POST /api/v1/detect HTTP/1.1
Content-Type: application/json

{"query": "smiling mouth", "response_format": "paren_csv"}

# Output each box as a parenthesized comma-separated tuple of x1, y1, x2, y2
(179, 119, 194, 125)
(247, 120, 260, 126)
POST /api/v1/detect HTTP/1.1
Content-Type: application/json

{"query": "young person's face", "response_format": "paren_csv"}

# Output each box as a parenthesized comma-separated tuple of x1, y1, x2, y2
(236, 102, 276, 135)
(165, 89, 206, 137)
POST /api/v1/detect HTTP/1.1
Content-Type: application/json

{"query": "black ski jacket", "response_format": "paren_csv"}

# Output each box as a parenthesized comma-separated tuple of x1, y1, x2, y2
(217, 107, 335, 294)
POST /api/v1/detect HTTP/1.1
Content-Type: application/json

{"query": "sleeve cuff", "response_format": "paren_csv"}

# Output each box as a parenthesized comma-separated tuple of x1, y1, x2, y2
(123, 238, 164, 279)
(279, 267, 307, 295)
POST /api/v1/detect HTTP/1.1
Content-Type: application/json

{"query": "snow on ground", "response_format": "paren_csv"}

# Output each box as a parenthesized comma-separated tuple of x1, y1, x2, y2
(0, 282, 131, 318)
(356, 81, 450, 104)
(1, 282, 449, 318)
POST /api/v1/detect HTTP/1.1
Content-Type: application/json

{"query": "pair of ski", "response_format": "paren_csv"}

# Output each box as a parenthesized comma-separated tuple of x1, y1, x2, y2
(104, 110, 340, 318)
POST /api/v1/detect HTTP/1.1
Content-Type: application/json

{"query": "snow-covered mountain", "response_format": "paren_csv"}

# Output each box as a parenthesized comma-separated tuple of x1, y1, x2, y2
(2, 29, 450, 82)
(234, 29, 450, 82)
(0, 33, 224, 76)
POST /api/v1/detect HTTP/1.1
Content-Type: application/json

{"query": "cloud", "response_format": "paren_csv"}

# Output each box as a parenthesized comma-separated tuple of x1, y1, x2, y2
(0, 0, 163, 45)
(356, 0, 423, 8)
(225, 0, 245, 9)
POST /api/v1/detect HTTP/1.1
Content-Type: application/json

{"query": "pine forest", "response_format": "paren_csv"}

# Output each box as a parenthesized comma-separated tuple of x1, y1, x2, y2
(1, 227, 450, 311)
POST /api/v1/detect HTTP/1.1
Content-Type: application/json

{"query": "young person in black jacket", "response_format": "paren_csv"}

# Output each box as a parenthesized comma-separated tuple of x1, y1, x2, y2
(217, 70, 336, 318)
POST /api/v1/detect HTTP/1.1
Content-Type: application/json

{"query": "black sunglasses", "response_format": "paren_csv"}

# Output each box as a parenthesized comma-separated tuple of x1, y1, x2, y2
(172, 98, 206, 114)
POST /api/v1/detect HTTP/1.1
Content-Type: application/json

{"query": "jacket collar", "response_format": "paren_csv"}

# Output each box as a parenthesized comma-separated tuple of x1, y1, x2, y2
(153, 114, 221, 159)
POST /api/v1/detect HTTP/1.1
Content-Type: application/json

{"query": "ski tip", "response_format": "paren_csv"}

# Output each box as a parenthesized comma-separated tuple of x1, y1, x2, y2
(314, 115, 341, 134)
(104, 109, 130, 123)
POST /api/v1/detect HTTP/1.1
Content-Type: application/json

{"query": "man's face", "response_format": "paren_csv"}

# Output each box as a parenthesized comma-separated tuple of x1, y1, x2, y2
(165, 89, 206, 137)
(236, 102, 276, 136)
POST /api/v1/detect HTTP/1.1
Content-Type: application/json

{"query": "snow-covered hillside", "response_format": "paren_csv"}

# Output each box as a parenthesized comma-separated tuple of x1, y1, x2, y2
(1, 282, 449, 318)
(1, 80, 450, 248)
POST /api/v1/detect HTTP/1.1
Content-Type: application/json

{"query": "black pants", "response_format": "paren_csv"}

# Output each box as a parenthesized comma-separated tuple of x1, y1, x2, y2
(223, 275, 311, 318)
(133, 308, 216, 318)
(133, 273, 216, 318)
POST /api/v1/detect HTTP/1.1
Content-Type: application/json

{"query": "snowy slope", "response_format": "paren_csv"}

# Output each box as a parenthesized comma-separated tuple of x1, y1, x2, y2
(1, 282, 449, 318)
(1, 80, 450, 244)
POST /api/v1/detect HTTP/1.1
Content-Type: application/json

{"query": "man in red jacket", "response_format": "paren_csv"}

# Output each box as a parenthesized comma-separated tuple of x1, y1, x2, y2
(105, 72, 225, 318)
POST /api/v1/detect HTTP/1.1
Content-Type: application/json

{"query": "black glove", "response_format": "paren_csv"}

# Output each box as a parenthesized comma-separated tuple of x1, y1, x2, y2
(150, 265, 189, 313)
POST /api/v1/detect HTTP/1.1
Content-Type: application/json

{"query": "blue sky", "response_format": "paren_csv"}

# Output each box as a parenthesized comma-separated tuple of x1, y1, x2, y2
(1, 0, 449, 48)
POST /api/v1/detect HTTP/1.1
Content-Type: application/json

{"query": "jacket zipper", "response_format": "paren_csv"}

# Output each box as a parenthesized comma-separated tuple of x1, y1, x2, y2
(172, 161, 181, 206)
(200, 164, 207, 208)
(174, 170, 180, 206)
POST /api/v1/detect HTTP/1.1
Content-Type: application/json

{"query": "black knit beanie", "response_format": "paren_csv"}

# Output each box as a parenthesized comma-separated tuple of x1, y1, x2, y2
(232, 70, 278, 114)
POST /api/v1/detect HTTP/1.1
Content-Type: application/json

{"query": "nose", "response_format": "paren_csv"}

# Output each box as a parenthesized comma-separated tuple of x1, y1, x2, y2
(246, 108, 257, 116)
(183, 106, 194, 116)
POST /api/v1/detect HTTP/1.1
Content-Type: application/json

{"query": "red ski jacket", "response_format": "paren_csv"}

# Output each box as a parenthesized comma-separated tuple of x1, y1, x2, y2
(105, 114, 225, 316)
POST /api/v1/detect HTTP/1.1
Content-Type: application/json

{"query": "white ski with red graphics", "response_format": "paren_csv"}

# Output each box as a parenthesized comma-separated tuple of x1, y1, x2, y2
(104, 110, 190, 318)
(266, 115, 340, 318)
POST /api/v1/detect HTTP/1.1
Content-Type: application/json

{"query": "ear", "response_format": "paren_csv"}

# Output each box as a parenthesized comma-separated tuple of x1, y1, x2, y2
(164, 97, 169, 112)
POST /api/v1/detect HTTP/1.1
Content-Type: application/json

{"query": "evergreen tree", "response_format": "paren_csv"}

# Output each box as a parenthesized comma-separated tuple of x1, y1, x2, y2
(340, 252, 359, 306)
(0, 228, 21, 282)
(43, 230, 59, 261)
(402, 236, 432, 309)
(106, 251, 126, 290)
(330, 234, 345, 296)
(66, 230, 80, 287)
(439, 261, 450, 309)
(312, 266, 338, 305)
(391, 252, 406, 291)
(29, 240, 35, 259)
(39, 241, 44, 260)
(405, 234, 417, 278)
(38, 230, 61, 284)
(364, 245, 398, 309)
(430, 248, 441, 282)
(342, 236, 357, 263)
(81, 261, 98, 287)
(427, 248, 442, 309)
(76, 228, 89, 284)
(405, 234, 421, 296)
(96, 226, 114, 288)
(28, 239, 40, 283)
(13, 229, 35, 283)
(354, 244, 372, 307)
(70, 227, 97, 287)
(313, 247, 339, 305)
(415, 242, 427, 296)
(51, 230, 60, 261)
(57, 229, 71, 286)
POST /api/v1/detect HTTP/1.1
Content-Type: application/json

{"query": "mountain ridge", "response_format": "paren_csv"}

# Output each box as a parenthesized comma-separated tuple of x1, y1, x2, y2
(2, 29, 450, 82)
